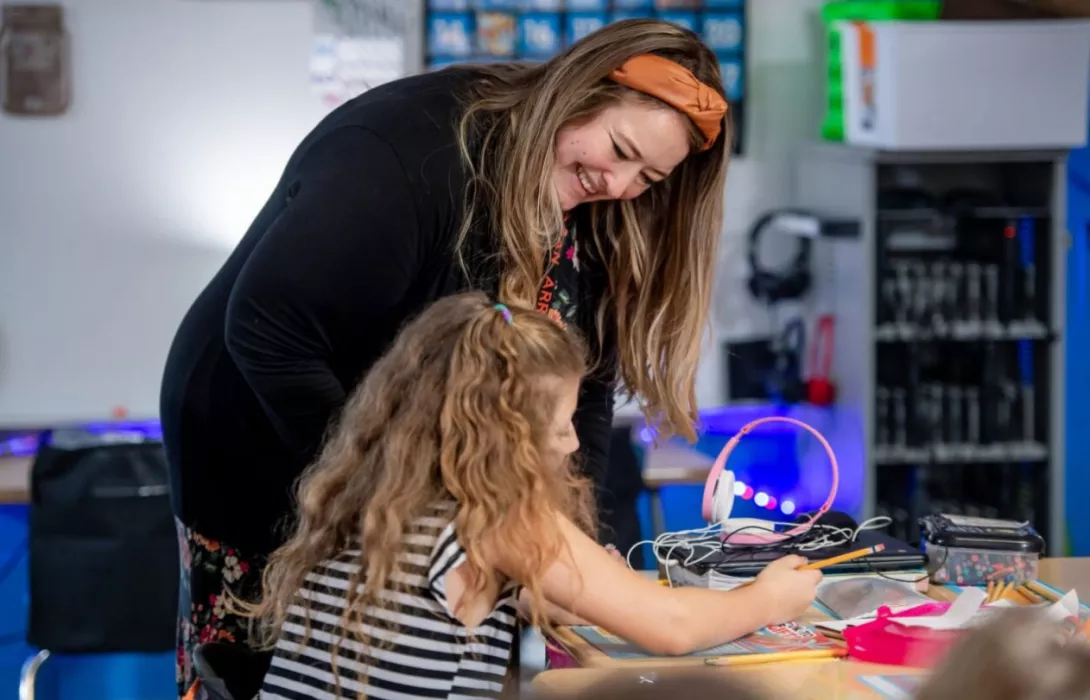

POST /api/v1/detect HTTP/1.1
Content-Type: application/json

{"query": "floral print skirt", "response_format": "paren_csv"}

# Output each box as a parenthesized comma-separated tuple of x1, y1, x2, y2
(175, 519, 265, 699)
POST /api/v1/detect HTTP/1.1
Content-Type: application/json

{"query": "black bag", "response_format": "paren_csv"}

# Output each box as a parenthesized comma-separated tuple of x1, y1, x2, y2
(187, 643, 272, 700)
(27, 431, 178, 652)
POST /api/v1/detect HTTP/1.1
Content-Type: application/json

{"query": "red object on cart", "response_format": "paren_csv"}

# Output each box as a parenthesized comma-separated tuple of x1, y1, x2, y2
(806, 315, 837, 406)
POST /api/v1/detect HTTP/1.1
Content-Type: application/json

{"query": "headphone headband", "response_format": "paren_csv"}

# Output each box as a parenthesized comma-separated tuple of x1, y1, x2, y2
(702, 416, 839, 538)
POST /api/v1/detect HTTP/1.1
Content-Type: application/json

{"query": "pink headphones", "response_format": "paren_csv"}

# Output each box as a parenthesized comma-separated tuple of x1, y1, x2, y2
(701, 416, 840, 541)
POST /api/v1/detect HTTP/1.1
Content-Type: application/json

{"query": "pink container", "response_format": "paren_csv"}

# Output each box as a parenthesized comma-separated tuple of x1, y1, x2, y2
(843, 603, 963, 668)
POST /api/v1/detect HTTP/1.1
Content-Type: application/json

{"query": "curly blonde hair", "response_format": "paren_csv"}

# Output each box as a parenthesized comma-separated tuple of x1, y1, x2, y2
(247, 293, 595, 683)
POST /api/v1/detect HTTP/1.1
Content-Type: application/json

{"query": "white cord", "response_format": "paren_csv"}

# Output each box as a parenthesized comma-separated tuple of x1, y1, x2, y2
(628, 516, 897, 580)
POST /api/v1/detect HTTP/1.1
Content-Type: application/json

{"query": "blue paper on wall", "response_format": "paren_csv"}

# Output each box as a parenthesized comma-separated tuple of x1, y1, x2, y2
(566, 12, 607, 45)
(428, 14, 474, 57)
(656, 11, 698, 31)
(429, 0, 472, 9)
(704, 13, 744, 53)
(519, 13, 562, 56)
(719, 56, 744, 102)
(611, 10, 654, 22)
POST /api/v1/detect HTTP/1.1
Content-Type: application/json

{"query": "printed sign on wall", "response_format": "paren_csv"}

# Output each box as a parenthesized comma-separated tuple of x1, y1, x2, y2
(424, 0, 747, 154)
(311, 0, 411, 109)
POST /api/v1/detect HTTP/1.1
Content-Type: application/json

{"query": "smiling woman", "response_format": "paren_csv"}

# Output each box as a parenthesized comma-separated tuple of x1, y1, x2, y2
(160, 18, 732, 696)
(554, 98, 694, 209)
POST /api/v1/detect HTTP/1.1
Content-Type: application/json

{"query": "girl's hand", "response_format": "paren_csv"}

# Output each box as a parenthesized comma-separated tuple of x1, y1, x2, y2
(753, 555, 822, 624)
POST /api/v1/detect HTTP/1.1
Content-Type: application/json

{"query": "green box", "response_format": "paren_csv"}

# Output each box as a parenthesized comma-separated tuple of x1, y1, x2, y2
(820, 1, 941, 141)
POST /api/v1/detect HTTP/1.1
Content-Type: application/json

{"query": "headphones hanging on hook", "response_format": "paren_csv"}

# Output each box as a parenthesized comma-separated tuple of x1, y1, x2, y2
(746, 210, 815, 304)
(701, 416, 840, 542)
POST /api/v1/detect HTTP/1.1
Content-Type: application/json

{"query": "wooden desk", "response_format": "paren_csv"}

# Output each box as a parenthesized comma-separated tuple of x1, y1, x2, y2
(641, 444, 713, 537)
(533, 659, 923, 699)
(0, 456, 30, 504)
(536, 558, 1090, 697)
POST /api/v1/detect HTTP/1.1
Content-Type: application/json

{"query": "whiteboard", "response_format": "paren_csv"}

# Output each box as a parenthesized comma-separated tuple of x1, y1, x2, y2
(0, 0, 324, 425)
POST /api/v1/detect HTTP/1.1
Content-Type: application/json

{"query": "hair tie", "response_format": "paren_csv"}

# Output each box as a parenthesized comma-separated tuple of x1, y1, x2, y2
(493, 303, 513, 325)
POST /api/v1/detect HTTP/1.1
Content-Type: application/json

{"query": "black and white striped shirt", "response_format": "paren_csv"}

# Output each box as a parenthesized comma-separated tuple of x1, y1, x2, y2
(260, 507, 519, 700)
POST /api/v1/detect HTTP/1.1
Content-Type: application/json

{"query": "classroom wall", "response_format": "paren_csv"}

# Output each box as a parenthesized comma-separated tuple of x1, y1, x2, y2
(0, 0, 824, 425)
(0, 0, 324, 426)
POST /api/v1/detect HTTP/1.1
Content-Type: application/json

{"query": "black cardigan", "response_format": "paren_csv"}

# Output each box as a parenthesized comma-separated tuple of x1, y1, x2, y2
(160, 68, 616, 555)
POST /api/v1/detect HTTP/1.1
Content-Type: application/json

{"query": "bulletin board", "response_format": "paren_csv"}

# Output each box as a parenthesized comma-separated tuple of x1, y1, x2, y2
(424, 0, 747, 155)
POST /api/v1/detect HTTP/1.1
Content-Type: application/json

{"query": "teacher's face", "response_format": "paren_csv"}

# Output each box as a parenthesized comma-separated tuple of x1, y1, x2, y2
(552, 97, 691, 212)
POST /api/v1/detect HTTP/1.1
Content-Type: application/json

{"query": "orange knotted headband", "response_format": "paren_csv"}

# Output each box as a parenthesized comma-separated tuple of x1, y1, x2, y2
(608, 54, 728, 152)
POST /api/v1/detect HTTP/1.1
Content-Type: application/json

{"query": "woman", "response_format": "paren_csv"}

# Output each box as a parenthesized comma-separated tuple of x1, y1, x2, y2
(161, 18, 730, 694)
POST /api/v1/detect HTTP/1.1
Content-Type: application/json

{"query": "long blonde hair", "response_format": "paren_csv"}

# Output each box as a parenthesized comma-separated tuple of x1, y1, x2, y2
(455, 19, 731, 442)
(249, 293, 595, 676)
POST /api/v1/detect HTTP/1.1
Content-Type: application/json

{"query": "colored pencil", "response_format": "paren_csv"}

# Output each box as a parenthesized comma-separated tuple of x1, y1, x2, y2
(703, 648, 847, 667)
(999, 581, 1014, 602)
(986, 580, 996, 602)
(1013, 585, 1038, 606)
(1025, 580, 1061, 603)
(800, 544, 886, 571)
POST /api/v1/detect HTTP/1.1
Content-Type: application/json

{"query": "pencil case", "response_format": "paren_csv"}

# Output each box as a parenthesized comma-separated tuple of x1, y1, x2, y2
(920, 514, 1045, 586)
(843, 603, 961, 668)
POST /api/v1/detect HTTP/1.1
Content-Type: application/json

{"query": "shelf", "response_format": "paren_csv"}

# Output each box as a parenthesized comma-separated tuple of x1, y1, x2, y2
(877, 206, 1051, 222)
(796, 144, 1066, 552)
(802, 141, 1070, 166)
(874, 441, 1049, 465)
(874, 321, 1051, 343)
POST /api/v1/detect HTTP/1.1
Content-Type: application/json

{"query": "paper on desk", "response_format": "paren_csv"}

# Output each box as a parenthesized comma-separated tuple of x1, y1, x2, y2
(977, 590, 1081, 624)
(816, 588, 1081, 633)
(893, 587, 986, 629)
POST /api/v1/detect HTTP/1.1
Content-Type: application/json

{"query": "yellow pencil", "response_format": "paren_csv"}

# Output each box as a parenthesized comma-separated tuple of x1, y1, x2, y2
(1018, 584, 1044, 604)
(801, 544, 886, 571)
(1012, 585, 1037, 606)
(986, 580, 996, 602)
(999, 581, 1018, 603)
(704, 648, 847, 667)
(728, 544, 887, 594)
(1025, 580, 1061, 603)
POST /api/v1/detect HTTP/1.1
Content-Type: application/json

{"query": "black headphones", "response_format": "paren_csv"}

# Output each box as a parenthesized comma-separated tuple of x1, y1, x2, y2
(746, 210, 814, 304)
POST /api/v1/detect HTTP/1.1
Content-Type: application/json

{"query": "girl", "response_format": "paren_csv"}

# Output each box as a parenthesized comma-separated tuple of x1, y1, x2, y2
(161, 19, 732, 692)
(250, 294, 821, 700)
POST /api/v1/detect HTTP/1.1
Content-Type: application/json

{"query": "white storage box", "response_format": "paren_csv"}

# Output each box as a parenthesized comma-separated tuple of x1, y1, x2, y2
(839, 20, 1090, 150)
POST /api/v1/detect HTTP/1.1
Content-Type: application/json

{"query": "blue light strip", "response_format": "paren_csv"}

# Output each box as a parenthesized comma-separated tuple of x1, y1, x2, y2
(0, 420, 162, 456)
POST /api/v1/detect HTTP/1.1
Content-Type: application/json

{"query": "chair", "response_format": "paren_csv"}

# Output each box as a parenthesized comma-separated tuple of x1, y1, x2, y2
(19, 428, 178, 700)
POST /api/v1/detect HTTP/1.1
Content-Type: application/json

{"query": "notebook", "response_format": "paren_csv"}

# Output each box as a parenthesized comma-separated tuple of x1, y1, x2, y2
(569, 620, 840, 661)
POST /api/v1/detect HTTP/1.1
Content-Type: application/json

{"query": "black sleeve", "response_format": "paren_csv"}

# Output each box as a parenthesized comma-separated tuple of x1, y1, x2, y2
(224, 126, 424, 460)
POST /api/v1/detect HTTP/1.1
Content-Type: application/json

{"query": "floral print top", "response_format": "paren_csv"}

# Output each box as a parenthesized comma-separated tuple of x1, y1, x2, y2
(536, 222, 580, 327)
